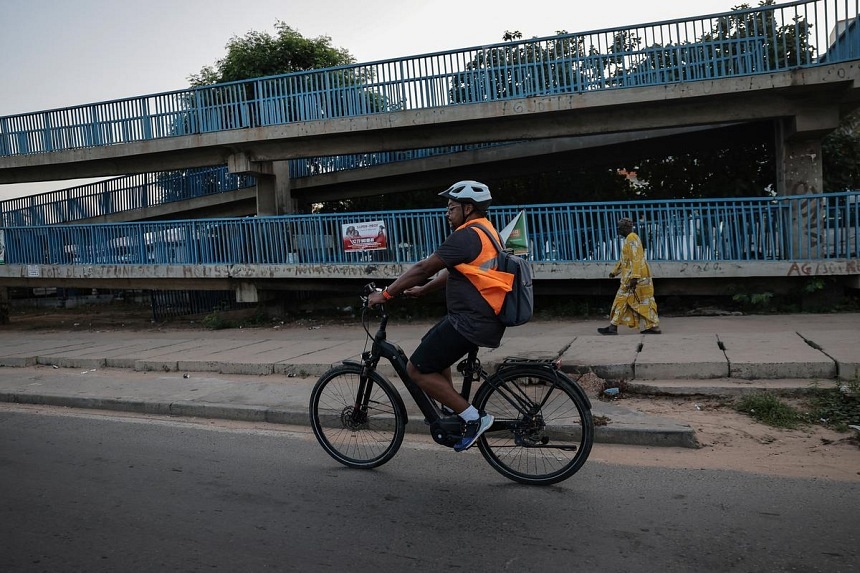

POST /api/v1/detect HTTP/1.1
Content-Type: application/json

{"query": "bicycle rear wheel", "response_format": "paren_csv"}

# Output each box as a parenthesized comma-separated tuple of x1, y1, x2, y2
(474, 367, 593, 486)
(309, 364, 405, 469)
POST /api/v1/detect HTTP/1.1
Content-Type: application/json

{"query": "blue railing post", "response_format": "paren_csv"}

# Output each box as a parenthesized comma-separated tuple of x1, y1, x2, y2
(0, 117, 9, 156)
(41, 111, 52, 153)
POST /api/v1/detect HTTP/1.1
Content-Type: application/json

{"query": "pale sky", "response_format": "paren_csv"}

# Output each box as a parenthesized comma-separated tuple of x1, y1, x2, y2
(0, 0, 739, 200)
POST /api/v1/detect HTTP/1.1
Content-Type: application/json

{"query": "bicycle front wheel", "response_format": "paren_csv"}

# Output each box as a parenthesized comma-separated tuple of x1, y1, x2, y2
(309, 364, 405, 469)
(474, 367, 593, 486)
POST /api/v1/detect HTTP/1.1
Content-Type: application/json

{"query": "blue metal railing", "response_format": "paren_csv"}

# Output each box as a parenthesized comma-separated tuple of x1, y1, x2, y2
(1, 0, 856, 158)
(0, 167, 255, 226)
(2, 192, 857, 266)
(0, 142, 518, 225)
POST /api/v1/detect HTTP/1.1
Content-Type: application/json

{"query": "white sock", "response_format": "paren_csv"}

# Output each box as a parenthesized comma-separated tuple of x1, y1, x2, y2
(459, 405, 480, 422)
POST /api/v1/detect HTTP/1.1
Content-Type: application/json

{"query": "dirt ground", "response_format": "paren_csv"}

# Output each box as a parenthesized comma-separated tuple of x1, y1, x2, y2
(592, 395, 860, 482)
(569, 371, 860, 482)
(4, 303, 860, 482)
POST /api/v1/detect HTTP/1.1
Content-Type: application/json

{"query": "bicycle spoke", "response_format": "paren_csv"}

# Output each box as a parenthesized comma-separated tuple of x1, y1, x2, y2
(310, 365, 405, 469)
(476, 368, 593, 485)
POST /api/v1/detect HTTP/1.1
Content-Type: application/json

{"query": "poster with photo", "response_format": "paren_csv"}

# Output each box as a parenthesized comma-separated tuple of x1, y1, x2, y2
(341, 220, 388, 252)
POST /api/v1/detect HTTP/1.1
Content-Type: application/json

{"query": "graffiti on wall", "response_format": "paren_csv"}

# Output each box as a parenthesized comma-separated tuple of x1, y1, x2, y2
(786, 260, 858, 276)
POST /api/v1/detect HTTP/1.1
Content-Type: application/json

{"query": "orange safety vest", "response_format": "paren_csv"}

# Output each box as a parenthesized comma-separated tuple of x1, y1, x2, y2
(453, 218, 515, 315)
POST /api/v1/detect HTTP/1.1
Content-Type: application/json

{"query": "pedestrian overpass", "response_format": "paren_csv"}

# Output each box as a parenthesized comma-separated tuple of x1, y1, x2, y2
(0, 0, 859, 304)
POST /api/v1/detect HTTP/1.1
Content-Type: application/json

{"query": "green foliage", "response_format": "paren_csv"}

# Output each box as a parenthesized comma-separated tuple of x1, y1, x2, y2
(823, 110, 860, 192)
(807, 378, 860, 432)
(736, 380, 860, 433)
(189, 21, 355, 86)
(183, 21, 397, 132)
(802, 277, 826, 294)
(731, 291, 774, 311)
(735, 392, 804, 429)
(202, 311, 234, 330)
(448, 28, 591, 104)
(702, 1, 814, 68)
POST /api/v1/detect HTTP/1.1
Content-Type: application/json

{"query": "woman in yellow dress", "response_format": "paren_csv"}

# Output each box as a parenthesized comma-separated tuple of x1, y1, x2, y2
(597, 217, 661, 335)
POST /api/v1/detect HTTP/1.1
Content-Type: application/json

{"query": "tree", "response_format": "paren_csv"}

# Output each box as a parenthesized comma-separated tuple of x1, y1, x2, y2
(178, 22, 385, 133)
(161, 23, 366, 200)
(823, 110, 860, 193)
(448, 29, 608, 104)
(626, 140, 775, 200)
(188, 21, 355, 86)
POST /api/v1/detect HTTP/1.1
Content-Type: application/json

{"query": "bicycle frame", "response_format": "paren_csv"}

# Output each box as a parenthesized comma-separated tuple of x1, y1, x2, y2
(352, 298, 591, 450)
(349, 301, 485, 448)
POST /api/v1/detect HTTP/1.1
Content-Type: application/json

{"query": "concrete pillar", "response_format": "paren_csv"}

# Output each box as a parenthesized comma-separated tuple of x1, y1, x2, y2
(256, 161, 297, 215)
(272, 161, 296, 215)
(228, 153, 295, 216)
(255, 161, 295, 216)
(775, 117, 828, 258)
(255, 174, 277, 216)
(775, 130, 823, 197)
(235, 282, 258, 303)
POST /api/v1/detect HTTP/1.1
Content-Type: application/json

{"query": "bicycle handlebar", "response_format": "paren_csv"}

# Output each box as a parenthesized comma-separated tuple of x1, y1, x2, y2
(361, 282, 389, 341)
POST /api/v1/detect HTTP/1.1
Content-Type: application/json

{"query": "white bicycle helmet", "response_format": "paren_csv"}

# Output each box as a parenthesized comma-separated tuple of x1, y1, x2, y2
(438, 180, 493, 210)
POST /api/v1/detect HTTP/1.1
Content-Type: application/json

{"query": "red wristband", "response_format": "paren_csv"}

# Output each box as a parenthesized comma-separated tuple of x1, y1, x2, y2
(381, 288, 394, 300)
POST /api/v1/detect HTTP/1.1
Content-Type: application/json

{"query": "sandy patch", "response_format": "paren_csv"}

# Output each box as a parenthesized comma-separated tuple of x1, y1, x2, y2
(591, 394, 860, 481)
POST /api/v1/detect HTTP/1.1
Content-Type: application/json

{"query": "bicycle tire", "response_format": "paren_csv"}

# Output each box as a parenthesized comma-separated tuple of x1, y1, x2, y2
(473, 366, 593, 486)
(309, 363, 405, 469)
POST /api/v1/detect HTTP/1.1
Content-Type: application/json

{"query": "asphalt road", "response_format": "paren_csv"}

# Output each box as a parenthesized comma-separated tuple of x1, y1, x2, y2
(2, 405, 857, 573)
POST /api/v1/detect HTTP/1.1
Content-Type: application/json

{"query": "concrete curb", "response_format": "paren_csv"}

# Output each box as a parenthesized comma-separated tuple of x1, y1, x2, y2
(0, 389, 699, 449)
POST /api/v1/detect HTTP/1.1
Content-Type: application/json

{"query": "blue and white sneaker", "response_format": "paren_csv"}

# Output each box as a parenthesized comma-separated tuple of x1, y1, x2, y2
(453, 412, 494, 452)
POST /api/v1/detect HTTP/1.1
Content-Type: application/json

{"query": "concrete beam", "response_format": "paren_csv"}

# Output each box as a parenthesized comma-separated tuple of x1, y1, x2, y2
(77, 188, 257, 224)
(785, 105, 843, 139)
(1, 259, 856, 287)
(227, 152, 273, 175)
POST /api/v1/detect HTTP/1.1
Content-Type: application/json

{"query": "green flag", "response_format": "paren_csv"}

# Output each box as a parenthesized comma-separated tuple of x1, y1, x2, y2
(499, 210, 529, 255)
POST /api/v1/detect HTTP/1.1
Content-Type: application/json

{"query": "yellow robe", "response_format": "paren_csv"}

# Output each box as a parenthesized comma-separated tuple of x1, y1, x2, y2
(609, 232, 660, 330)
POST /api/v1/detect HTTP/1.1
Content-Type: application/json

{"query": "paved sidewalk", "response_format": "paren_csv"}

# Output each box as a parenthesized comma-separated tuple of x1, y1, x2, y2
(1, 312, 857, 449)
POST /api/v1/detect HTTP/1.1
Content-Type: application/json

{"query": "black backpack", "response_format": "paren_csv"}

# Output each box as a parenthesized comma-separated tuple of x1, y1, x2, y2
(471, 223, 534, 326)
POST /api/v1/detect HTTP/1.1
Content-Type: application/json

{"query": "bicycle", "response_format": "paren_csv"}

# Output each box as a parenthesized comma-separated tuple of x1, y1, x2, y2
(308, 283, 594, 486)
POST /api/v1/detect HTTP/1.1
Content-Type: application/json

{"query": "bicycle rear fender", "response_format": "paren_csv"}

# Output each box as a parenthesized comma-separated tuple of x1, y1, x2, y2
(340, 360, 410, 424)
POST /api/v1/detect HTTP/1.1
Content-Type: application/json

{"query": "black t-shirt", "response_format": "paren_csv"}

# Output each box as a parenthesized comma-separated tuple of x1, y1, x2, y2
(435, 224, 506, 348)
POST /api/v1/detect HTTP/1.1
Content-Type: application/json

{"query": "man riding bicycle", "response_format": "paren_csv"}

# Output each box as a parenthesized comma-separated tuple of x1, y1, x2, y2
(366, 180, 507, 452)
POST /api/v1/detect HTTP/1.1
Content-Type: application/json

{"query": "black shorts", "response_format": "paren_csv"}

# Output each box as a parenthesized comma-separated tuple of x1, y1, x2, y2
(409, 316, 478, 374)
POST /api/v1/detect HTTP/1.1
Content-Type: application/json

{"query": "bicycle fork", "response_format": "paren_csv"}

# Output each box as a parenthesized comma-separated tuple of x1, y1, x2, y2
(343, 355, 380, 429)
